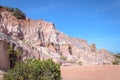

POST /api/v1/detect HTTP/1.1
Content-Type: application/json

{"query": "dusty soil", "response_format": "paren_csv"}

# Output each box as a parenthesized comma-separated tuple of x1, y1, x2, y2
(61, 65, 120, 80)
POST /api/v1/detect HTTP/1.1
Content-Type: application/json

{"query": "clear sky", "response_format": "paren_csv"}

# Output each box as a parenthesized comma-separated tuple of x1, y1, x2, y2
(0, 0, 120, 52)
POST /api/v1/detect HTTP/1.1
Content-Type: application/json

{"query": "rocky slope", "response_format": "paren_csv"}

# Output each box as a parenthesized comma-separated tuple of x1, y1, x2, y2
(0, 6, 115, 70)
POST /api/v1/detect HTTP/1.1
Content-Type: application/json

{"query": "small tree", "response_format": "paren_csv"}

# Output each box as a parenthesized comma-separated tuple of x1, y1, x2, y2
(7, 46, 21, 69)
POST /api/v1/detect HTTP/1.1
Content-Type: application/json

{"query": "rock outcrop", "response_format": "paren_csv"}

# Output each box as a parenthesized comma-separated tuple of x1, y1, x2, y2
(0, 6, 115, 69)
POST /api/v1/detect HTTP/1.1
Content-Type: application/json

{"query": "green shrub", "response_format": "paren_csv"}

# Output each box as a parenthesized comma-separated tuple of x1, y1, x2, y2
(112, 60, 119, 65)
(4, 59, 61, 80)
(5, 6, 25, 19)
(78, 61, 82, 65)
(115, 53, 120, 59)
(112, 53, 120, 65)
(12, 8, 25, 19)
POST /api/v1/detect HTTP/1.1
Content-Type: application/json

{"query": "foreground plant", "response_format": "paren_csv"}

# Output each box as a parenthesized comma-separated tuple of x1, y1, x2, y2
(4, 59, 61, 80)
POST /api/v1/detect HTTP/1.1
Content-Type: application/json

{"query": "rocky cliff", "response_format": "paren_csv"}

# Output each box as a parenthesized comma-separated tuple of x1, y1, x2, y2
(0, 6, 115, 69)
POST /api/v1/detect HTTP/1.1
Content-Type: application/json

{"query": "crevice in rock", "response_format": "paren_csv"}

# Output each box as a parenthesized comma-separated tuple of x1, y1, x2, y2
(17, 23, 24, 40)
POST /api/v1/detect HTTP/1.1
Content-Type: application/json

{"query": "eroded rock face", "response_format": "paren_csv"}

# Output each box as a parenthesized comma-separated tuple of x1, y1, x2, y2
(0, 6, 115, 67)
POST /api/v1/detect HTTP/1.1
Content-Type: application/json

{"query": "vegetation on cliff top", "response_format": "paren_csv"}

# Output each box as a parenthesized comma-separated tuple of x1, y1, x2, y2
(0, 6, 26, 19)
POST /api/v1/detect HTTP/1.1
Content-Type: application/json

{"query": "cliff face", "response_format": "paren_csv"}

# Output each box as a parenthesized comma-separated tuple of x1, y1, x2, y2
(0, 6, 115, 67)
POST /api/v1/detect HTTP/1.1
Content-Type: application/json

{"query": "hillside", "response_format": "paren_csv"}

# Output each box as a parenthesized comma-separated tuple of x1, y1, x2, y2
(0, 6, 115, 71)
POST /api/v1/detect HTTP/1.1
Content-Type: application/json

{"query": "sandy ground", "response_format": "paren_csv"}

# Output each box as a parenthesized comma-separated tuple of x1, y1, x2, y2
(61, 65, 120, 80)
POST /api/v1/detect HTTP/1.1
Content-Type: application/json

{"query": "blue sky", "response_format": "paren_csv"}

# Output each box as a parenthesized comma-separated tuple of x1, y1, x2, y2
(0, 0, 120, 52)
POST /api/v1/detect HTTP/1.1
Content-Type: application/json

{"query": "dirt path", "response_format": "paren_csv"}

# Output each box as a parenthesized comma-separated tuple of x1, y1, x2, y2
(61, 65, 120, 80)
